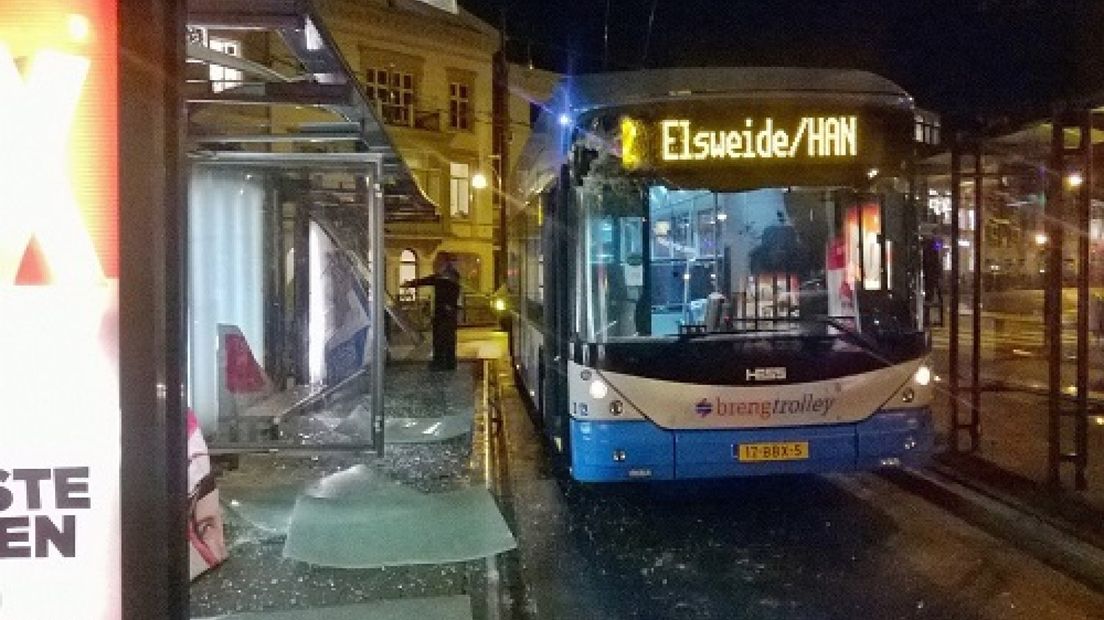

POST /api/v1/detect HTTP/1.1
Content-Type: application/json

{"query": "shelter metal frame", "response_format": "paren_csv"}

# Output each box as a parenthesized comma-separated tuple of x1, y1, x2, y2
(938, 107, 1101, 491)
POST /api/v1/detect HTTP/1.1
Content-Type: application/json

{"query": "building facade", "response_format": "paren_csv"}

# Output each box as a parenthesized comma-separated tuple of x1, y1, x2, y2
(190, 0, 563, 328)
(318, 0, 500, 308)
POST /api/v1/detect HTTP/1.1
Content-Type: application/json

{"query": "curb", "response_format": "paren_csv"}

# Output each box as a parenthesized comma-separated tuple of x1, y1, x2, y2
(887, 466, 1104, 594)
(928, 460, 1104, 549)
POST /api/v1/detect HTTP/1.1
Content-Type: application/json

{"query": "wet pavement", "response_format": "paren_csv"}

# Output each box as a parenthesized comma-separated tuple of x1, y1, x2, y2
(491, 358, 1104, 620)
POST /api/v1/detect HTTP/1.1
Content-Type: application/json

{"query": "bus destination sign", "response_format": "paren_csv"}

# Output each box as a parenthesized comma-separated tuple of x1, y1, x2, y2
(659, 116, 857, 162)
(618, 110, 894, 177)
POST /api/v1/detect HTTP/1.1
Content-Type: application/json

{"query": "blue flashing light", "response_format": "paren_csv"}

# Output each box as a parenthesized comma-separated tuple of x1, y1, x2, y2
(558, 112, 572, 127)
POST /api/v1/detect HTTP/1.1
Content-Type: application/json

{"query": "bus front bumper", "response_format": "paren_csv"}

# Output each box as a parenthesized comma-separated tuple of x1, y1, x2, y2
(569, 408, 933, 483)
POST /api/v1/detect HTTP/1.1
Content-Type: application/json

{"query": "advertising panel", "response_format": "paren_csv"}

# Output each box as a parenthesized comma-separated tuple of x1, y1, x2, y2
(0, 2, 120, 618)
(187, 410, 228, 579)
(309, 221, 372, 386)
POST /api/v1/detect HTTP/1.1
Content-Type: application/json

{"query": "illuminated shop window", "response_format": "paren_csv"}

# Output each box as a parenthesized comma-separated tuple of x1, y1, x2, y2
(449, 162, 471, 218)
(845, 202, 887, 290)
(914, 111, 941, 146)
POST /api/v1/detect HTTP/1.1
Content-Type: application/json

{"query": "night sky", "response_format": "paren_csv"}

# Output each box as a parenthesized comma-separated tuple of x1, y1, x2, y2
(459, 0, 1104, 120)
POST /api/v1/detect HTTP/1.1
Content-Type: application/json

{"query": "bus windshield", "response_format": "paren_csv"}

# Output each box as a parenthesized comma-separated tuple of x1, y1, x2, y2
(573, 177, 920, 343)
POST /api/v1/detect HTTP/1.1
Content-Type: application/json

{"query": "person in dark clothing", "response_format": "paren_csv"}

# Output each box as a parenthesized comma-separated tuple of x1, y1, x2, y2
(402, 252, 461, 370)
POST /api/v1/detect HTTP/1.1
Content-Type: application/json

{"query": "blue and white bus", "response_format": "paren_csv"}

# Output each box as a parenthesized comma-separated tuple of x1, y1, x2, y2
(507, 67, 934, 482)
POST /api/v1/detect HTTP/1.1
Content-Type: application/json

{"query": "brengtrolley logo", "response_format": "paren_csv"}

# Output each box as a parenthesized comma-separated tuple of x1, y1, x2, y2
(694, 399, 714, 417)
(694, 395, 836, 420)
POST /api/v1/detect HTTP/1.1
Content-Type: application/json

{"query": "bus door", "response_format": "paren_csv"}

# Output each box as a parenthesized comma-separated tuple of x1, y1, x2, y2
(541, 167, 571, 449)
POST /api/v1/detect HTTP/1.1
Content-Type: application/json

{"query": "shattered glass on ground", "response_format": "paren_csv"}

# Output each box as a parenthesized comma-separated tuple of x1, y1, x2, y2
(283, 465, 515, 569)
(190, 362, 507, 619)
(274, 363, 477, 448)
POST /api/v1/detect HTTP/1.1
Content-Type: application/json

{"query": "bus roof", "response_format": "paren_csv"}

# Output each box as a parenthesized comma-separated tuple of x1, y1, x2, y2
(552, 67, 912, 115)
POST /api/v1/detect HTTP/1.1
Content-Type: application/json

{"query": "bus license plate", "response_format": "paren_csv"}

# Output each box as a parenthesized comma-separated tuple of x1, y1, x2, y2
(736, 441, 809, 462)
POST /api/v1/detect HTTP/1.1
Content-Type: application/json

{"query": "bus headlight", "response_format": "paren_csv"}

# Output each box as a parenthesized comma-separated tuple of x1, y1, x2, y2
(589, 379, 608, 400)
(901, 387, 915, 403)
(914, 365, 932, 387)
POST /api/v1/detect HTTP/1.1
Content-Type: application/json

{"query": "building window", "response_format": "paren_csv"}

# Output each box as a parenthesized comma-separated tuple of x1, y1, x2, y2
(366, 67, 416, 127)
(914, 112, 941, 146)
(207, 37, 243, 93)
(450, 162, 471, 218)
(411, 167, 443, 205)
(398, 249, 418, 302)
(449, 82, 471, 131)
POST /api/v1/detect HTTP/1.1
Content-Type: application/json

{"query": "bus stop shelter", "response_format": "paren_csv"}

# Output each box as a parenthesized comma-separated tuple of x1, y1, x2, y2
(184, 0, 436, 454)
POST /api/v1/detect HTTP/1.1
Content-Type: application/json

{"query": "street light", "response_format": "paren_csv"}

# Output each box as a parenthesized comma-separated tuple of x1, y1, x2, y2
(470, 157, 507, 290)
(1067, 171, 1084, 188)
(471, 171, 489, 190)
(1035, 232, 1048, 246)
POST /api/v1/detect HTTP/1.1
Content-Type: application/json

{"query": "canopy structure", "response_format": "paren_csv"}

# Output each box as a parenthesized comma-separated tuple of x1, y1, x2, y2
(186, 0, 439, 221)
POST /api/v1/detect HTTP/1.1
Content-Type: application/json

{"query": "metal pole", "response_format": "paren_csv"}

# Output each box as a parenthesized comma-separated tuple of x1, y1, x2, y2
(1046, 116, 1065, 486)
(950, 139, 962, 451)
(713, 193, 721, 288)
(294, 201, 311, 385)
(642, 0, 659, 68)
(971, 141, 983, 451)
(906, 167, 919, 327)
(119, 0, 188, 615)
(640, 190, 653, 335)
(493, 1, 509, 289)
(857, 202, 866, 287)
(369, 173, 387, 456)
(1075, 110, 1092, 490)
(603, 0, 611, 70)
(265, 183, 285, 383)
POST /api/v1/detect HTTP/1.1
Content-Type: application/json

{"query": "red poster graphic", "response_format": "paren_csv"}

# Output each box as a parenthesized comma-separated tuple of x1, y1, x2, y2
(826, 236, 860, 330)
